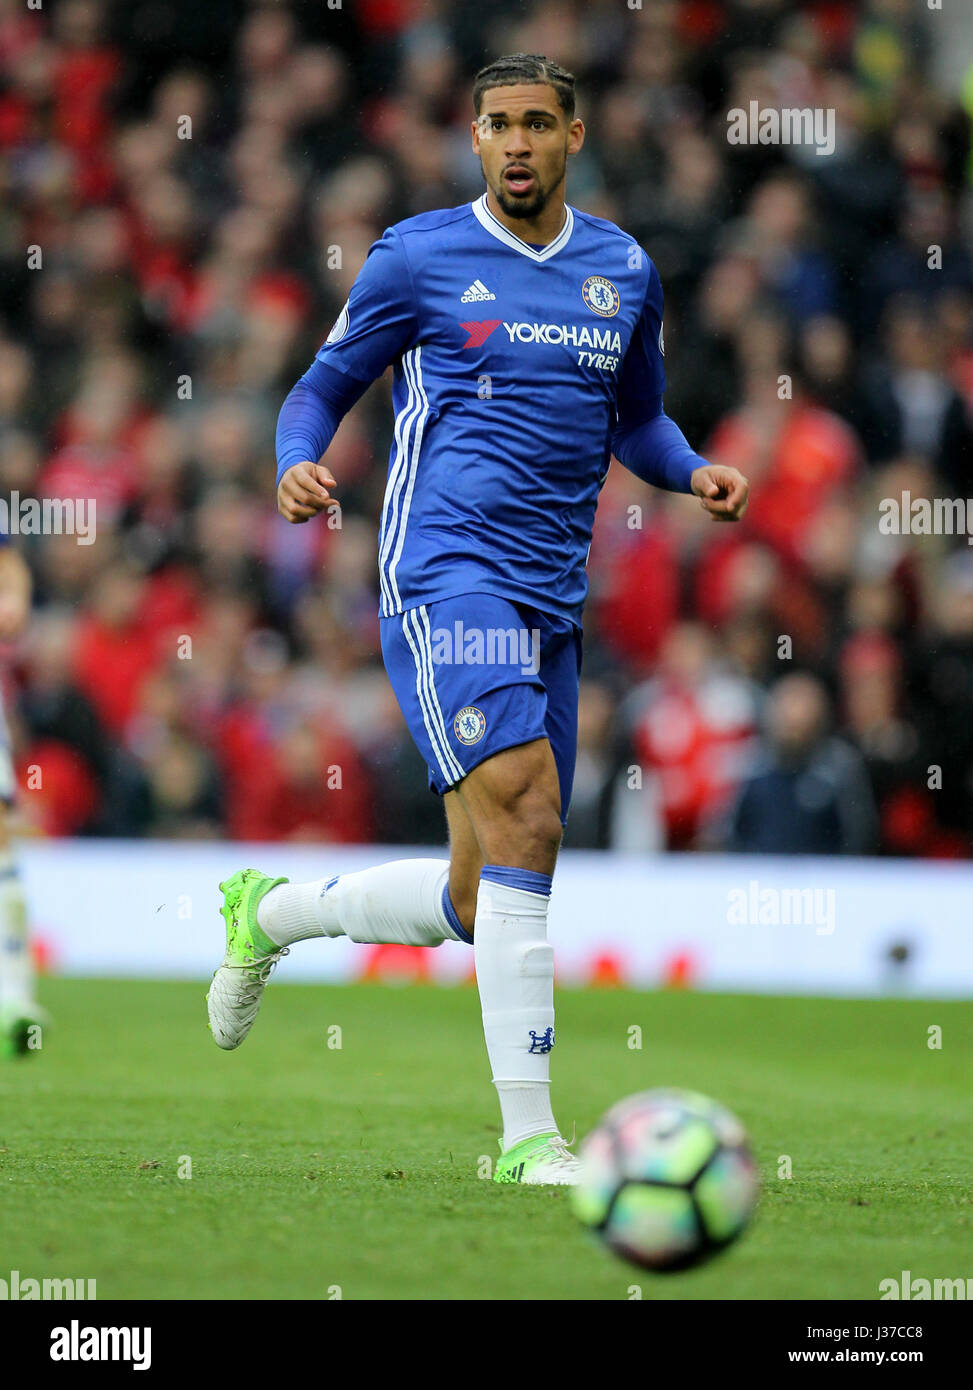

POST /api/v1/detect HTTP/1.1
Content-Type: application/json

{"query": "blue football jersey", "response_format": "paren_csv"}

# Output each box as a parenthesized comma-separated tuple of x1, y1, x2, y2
(313, 193, 666, 624)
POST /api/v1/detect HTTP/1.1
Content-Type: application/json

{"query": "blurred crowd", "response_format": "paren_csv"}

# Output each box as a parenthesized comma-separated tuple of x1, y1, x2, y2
(0, 0, 970, 854)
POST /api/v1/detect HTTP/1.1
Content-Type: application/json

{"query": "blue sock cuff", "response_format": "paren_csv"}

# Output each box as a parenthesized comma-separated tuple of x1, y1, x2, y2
(480, 864, 553, 898)
(441, 882, 473, 945)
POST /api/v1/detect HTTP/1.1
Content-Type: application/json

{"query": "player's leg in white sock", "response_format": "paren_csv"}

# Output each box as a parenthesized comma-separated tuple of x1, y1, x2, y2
(455, 738, 564, 1151)
(0, 847, 32, 1011)
(474, 865, 557, 1150)
(257, 858, 472, 948)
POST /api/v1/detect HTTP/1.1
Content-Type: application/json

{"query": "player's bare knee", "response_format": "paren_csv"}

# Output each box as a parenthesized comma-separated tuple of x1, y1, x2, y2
(488, 756, 557, 819)
(484, 789, 562, 870)
(517, 798, 562, 863)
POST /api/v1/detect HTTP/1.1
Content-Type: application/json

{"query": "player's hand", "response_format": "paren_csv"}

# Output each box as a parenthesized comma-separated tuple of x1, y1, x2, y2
(277, 461, 339, 523)
(690, 464, 749, 522)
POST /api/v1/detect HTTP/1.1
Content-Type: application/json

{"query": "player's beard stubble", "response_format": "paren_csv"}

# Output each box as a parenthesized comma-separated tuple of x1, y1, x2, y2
(481, 149, 568, 220)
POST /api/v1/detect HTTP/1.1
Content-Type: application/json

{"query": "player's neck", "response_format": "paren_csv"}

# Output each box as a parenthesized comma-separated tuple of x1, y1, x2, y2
(484, 187, 568, 246)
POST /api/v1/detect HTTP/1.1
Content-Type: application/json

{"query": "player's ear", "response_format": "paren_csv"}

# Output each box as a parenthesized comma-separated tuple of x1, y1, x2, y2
(567, 119, 585, 156)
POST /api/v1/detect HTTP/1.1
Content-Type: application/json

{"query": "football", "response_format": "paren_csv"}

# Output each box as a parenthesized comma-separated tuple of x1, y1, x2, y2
(571, 1088, 760, 1271)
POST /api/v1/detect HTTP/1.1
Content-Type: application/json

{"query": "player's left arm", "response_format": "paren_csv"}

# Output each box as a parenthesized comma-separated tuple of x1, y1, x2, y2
(610, 257, 748, 522)
(0, 540, 31, 640)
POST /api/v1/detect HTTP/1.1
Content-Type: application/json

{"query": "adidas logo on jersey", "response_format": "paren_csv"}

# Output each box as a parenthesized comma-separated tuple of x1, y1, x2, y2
(461, 279, 496, 302)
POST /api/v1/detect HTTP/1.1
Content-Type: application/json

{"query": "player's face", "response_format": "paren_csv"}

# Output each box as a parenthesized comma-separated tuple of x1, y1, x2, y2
(472, 83, 584, 220)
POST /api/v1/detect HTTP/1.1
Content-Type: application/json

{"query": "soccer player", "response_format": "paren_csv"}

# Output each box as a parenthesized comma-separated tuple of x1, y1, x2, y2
(0, 534, 46, 1058)
(207, 55, 749, 1184)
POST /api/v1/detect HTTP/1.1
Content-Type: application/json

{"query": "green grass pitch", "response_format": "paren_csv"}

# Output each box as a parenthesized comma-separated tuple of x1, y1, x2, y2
(1, 979, 970, 1300)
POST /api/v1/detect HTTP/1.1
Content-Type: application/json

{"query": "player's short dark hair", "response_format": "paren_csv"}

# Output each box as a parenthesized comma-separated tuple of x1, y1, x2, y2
(472, 54, 576, 121)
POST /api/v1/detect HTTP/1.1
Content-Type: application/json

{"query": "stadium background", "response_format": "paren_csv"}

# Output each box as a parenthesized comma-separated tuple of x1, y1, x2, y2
(5, 3, 973, 1309)
(0, 0, 971, 990)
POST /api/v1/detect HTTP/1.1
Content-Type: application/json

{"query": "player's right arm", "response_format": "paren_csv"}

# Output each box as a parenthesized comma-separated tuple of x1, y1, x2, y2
(276, 227, 419, 523)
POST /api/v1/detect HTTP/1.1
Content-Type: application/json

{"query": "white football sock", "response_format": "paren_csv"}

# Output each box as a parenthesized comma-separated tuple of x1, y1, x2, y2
(256, 880, 325, 945)
(474, 866, 558, 1151)
(0, 850, 32, 1009)
(257, 859, 470, 948)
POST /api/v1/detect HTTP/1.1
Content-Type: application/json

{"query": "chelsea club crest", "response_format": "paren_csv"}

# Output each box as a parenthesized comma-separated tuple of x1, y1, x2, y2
(454, 706, 487, 745)
(581, 275, 620, 317)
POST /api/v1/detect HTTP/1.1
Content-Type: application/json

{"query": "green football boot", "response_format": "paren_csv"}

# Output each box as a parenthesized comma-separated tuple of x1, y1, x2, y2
(494, 1131, 581, 1186)
(206, 869, 289, 1050)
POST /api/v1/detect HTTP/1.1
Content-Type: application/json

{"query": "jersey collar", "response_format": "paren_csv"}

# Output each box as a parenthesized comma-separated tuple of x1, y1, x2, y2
(472, 193, 574, 263)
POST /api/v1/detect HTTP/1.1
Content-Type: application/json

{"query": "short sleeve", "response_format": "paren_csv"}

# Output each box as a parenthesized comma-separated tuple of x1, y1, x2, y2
(313, 227, 420, 383)
(615, 259, 666, 430)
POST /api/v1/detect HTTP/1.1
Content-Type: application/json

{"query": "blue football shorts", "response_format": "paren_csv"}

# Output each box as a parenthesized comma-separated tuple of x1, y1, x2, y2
(380, 592, 583, 825)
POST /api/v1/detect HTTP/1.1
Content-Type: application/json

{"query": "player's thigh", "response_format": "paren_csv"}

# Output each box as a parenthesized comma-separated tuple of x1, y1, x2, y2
(380, 594, 550, 801)
(381, 594, 562, 871)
